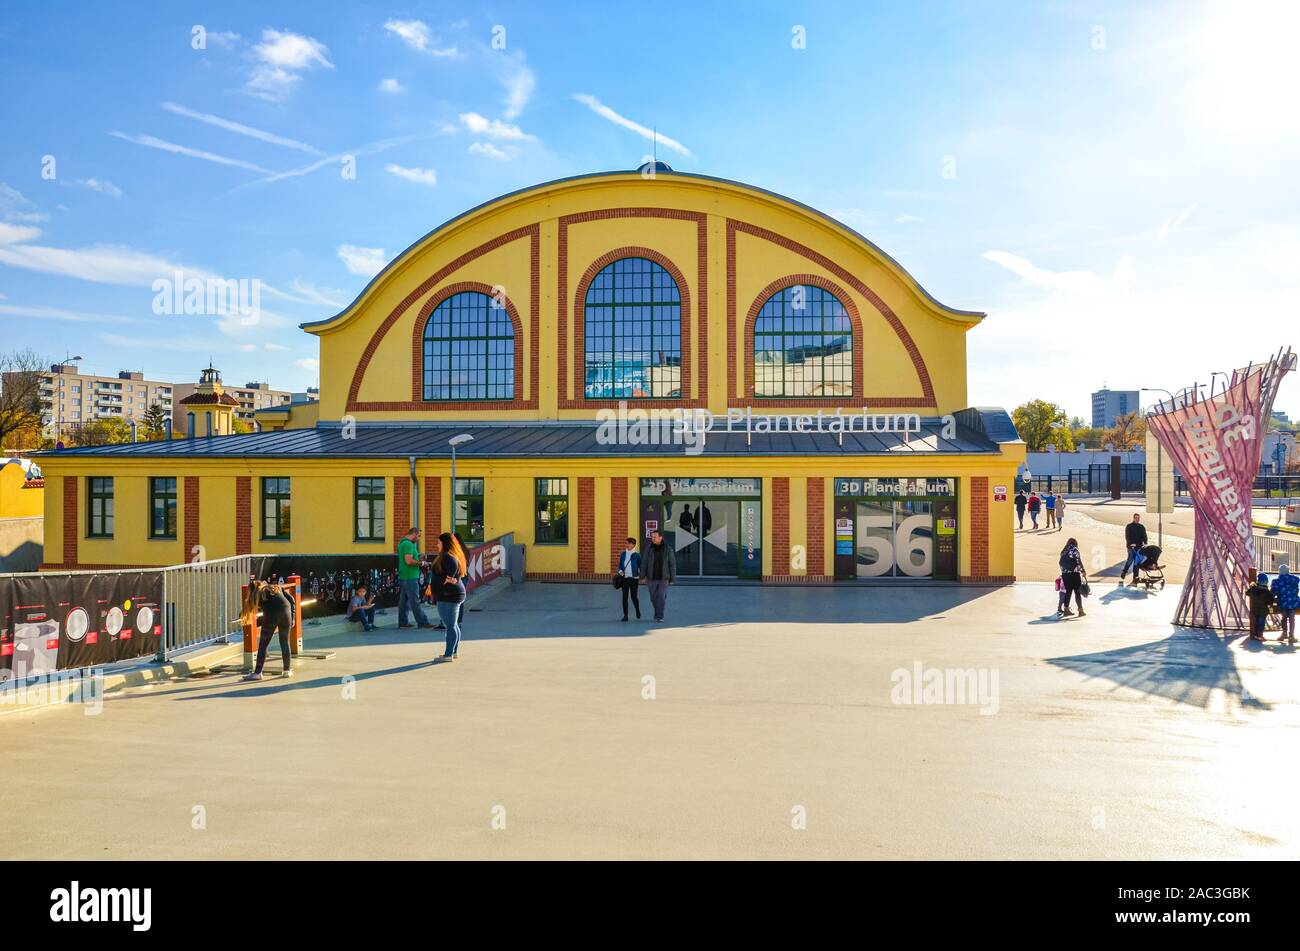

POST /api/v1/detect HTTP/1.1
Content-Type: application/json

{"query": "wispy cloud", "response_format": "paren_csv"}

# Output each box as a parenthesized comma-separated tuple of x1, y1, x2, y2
(337, 244, 388, 277)
(245, 29, 334, 102)
(0, 222, 42, 244)
(378, 77, 405, 94)
(109, 131, 274, 174)
(1158, 206, 1196, 243)
(0, 303, 137, 324)
(982, 250, 1104, 293)
(74, 178, 122, 198)
(458, 112, 534, 141)
(242, 134, 426, 188)
(289, 278, 347, 308)
(385, 164, 437, 186)
(468, 142, 510, 160)
(384, 19, 457, 58)
(500, 57, 534, 120)
(161, 101, 324, 155)
(895, 214, 925, 224)
(0, 242, 218, 286)
(571, 93, 693, 158)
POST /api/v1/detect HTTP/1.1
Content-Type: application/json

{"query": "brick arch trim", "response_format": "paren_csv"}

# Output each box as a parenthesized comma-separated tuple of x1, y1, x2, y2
(346, 223, 539, 412)
(571, 246, 693, 408)
(743, 274, 865, 406)
(408, 281, 525, 405)
(727, 218, 936, 408)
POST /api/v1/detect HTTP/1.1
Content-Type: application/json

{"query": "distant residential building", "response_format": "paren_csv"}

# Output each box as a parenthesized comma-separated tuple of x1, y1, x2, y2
(1261, 430, 1297, 474)
(1, 363, 174, 437)
(290, 387, 320, 405)
(1091, 388, 1142, 429)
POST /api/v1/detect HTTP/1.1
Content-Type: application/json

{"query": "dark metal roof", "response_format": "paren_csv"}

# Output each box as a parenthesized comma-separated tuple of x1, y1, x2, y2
(36, 412, 1014, 460)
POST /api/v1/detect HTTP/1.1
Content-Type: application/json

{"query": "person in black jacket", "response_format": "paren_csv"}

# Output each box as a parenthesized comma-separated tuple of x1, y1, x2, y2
(242, 579, 295, 681)
(432, 532, 469, 663)
(1014, 491, 1027, 529)
(640, 529, 677, 622)
(1245, 573, 1274, 641)
(1059, 538, 1088, 617)
(1120, 514, 1149, 584)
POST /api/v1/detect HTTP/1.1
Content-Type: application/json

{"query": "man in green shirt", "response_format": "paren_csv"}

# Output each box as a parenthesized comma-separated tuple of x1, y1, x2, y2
(397, 526, 434, 629)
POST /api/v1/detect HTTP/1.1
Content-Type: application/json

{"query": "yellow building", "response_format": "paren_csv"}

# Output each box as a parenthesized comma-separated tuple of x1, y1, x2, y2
(36, 164, 1024, 581)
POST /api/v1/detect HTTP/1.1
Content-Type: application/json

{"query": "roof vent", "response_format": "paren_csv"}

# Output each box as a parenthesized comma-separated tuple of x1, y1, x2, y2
(635, 160, 674, 175)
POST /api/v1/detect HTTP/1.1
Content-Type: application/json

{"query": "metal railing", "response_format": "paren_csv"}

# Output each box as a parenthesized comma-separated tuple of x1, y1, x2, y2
(1255, 532, 1300, 575)
(157, 555, 261, 662)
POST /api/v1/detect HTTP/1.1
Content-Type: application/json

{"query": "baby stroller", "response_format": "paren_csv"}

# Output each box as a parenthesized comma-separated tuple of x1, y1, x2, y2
(1132, 544, 1165, 590)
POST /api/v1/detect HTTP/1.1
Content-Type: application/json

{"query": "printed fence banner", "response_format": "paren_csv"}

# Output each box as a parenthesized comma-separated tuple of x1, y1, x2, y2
(0, 571, 162, 681)
(266, 537, 509, 620)
(1145, 349, 1295, 630)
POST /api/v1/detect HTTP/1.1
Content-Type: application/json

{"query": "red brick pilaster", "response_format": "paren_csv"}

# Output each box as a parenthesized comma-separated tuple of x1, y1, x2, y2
(771, 477, 790, 579)
(578, 477, 595, 574)
(393, 476, 411, 552)
(806, 477, 825, 577)
(970, 477, 989, 579)
(423, 476, 441, 539)
(609, 477, 628, 573)
(184, 476, 200, 560)
(62, 476, 78, 567)
(235, 477, 251, 555)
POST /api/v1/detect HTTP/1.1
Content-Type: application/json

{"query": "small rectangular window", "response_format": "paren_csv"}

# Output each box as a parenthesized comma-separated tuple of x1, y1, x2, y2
(87, 477, 114, 538)
(453, 477, 485, 544)
(534, 478, 569, 544)
(262, 477, 291, 540)
(354, 477, 386, 542)
(149, 477, 178, 539)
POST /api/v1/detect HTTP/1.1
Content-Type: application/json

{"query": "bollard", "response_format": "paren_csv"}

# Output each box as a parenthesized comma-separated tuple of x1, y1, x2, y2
(288, 574, 303, 656)
(241, 583, 257, 672)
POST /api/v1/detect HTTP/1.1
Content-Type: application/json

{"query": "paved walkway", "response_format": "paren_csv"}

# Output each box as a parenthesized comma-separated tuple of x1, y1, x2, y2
(2, 581, 1297, 859)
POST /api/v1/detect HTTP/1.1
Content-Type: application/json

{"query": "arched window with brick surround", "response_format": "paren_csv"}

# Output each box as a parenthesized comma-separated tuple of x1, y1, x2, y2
(752, 283, 854, 398)
(583, 257, 682, 399)
(421, 290, 516, 401)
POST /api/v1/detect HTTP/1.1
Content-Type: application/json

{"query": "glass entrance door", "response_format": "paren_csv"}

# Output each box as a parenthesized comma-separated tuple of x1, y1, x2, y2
(855, 500, 936, 578)
(665, 498, 741, 577)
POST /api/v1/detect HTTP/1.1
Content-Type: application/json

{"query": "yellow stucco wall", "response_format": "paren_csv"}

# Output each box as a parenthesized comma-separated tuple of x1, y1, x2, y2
(36, 454, 1021, 579)
(305, 171, 983, 424)
(0, 464, 43, 519)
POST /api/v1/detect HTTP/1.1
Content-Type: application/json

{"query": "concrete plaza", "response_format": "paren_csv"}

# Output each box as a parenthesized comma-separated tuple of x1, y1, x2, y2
(2, 579, 1297, 860)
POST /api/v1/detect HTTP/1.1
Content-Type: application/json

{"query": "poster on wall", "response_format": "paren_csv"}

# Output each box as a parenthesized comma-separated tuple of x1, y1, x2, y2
(0, 578, 13, 683)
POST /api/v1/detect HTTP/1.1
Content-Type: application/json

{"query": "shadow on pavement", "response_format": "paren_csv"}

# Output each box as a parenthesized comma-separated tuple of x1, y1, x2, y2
(1048, 628, 1270, 710)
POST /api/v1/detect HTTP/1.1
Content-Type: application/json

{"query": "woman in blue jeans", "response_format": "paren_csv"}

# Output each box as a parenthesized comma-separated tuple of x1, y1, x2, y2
(432, 531, 468, 663)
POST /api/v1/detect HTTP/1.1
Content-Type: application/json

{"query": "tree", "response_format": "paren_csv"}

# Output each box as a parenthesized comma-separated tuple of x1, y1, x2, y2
(1100, 411, 1146, 451)
(1011, 399, 1075, 451)
(0, 349, 46, 449)
(64, 417, 134, 447)
(141, 402, 169, 440)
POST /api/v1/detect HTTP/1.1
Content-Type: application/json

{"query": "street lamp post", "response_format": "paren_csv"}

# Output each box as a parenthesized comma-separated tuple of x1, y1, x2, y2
(1141, 387, 1178, 549)
(448, 433, 474, 537)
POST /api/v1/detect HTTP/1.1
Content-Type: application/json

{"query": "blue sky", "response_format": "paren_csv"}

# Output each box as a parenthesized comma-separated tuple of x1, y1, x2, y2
(1, 0, 1296, 418)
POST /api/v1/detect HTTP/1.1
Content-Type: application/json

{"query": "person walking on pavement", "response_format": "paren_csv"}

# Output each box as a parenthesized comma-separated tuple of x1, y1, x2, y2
(1027, 492, 1041, 529)
(1270, 564, 1299, 644)
(1120, 513, 1149, 585)
(432, 532, 469, 663)
(1044, 491, 1057, 530)
(640, 529, 676, 622)
(1055, 493, 1067, 529)
(397, 525, 435, 630)
(616, 536, 642, 621)
(242, 578, 296, 681)
(1058, 538, 1088, 617)
(1014, 490, 1027, 529)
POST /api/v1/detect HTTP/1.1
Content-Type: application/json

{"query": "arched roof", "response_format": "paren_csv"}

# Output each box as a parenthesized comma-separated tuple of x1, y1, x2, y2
(302, 165, 984, 335)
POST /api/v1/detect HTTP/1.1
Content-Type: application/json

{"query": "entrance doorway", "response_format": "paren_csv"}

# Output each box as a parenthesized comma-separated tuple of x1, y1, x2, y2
(639, 478, 762, 579)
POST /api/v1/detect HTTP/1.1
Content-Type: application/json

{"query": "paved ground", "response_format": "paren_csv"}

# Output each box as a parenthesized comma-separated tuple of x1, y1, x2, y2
(2, 580, 1297, 860)
(1014, 497, 1194, 584)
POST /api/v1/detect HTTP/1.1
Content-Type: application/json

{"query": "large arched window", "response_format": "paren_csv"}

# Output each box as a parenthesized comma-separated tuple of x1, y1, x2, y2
(422, 291, 515, 401)
(583, 257, 681, 399)
(753, 284, 854, 398)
